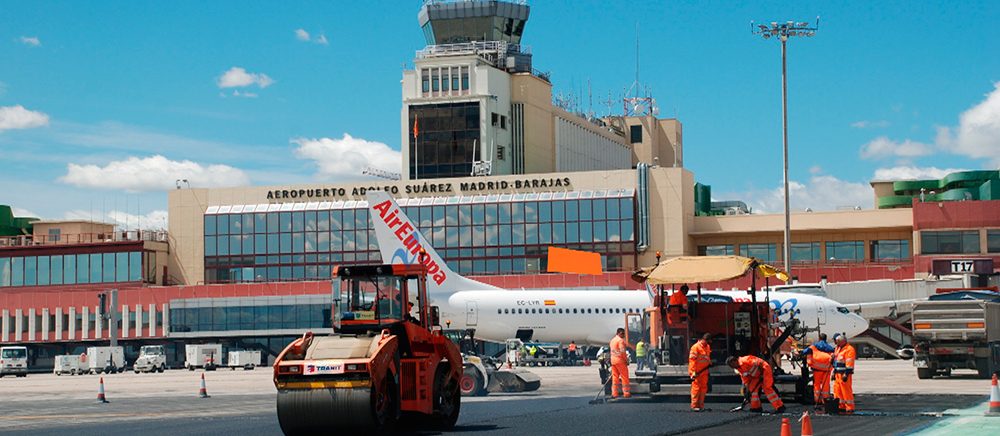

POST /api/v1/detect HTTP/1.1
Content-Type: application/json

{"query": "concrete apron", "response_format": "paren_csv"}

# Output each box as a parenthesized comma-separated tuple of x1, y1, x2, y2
(910, 399, 1000, 435)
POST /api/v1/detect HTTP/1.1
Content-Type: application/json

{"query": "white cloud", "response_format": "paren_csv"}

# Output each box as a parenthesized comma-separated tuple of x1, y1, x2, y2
(859, 136, 933, 159)
(851, 120, 889, 129)
(937, 83, 1000, 165)
(295, 28, 328, 45)
(725, 175, 874, 213)
(59, 155, 251, 192)
(18, 36, 40, 47)
(0, 105, 50, 131)
(216, 67, 274, 89)
(10, 207, 38, 218)
(232, 90, 258, 98)
(293, 134, 401, 181)
(857, 83, 1000, 166)
(63, 209, 169, 230)
(872, 166, 970, 181)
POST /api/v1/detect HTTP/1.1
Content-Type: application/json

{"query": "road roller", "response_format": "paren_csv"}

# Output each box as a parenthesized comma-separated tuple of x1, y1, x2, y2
(273, 262, 462, 434)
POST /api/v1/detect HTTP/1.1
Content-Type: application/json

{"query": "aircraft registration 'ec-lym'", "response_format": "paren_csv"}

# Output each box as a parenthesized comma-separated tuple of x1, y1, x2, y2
(365, 191, 869, 346)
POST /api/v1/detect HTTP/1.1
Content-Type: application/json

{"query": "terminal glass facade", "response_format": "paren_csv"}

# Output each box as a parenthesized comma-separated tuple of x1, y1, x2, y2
(409, 102, 481, 179)
(0, 251, 147, 288)
(203, 190, 637, 284)
(169, 303, 331, 333)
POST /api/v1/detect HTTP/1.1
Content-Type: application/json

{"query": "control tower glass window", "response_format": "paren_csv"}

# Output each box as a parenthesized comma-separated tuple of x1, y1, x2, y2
(409, 102, 480, 179)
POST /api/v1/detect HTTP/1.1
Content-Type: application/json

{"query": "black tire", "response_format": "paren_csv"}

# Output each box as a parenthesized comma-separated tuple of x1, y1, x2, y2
(159, 365, 165, 373)
(460, 366, 487, 397)
(371, 373, 399, 432)
(917, 368, 934, 379)
(976, 358, 991, 379)
(430, 364, 461, 430)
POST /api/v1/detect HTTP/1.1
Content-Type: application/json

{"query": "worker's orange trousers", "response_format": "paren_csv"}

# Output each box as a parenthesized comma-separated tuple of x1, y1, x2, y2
(690, 373, 708, 409)
(812, 370, 831, 405)
(833, 373, 854, 412)
(749, 372, 784, 410)
(611, 362, 631, 398)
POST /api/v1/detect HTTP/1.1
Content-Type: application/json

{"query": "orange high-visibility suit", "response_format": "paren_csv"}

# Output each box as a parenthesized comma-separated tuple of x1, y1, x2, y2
(610, 335, 631, 398)
(734, 355, 784, 411)
(667, 290, 688, 326)
(688, 338, 712, 409)
(833, 342, 856, 413)
(806, 346, 833, 405)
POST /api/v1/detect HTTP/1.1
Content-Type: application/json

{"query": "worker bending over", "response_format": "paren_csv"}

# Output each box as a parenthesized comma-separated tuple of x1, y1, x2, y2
(609, 328, 632, 398)
(688, 333, 712, 412)
(727, 355, 785, 414)
(832, 333, 856, 414)
(801, 333, 834, 407)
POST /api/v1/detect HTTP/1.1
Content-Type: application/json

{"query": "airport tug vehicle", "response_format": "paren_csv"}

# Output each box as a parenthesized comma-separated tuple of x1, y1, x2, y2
(273, 260, 462, 434)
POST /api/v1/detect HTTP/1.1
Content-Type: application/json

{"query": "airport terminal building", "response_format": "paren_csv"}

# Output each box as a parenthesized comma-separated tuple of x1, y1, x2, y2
(2, 0, 999, 367)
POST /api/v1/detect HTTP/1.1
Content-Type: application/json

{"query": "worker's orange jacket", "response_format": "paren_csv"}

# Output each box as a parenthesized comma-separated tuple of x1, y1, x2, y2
(734, 355, 770, 387)
(610, 335, 629, 366)
(688, 339, 711, 376)
(833, 343, 856, 375)
(807, 347, 832, 372)
(669, 290, 688, 308)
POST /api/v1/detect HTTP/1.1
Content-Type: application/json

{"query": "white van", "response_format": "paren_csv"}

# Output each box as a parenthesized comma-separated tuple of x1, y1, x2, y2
(0, 346, 28, 377)
(54, 354, 83, 376)
(185, 344, 223, 370)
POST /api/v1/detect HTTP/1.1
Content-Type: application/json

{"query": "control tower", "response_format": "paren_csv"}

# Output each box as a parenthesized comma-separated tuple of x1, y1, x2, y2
(401, 1, 674, 181)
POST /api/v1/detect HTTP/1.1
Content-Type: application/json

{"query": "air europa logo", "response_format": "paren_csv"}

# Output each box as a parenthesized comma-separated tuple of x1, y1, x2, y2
(373, 200, 447, 286)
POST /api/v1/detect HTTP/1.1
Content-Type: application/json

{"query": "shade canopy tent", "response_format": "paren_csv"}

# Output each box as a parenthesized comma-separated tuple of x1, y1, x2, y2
(632, 255, 789, 285)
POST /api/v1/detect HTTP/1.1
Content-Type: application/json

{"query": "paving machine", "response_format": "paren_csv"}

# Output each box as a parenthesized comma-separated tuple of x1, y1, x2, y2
(626, 255, 810, 403)
(273, 262, 462, 434)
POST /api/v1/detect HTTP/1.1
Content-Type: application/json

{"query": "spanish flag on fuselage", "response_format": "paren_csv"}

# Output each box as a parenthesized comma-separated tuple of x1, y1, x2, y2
(544, 300, 556, 306)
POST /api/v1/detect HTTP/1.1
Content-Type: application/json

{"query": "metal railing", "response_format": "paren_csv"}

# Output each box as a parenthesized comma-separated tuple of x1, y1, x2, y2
(0, 230, 169, 247)
(417, 41, 527, 59)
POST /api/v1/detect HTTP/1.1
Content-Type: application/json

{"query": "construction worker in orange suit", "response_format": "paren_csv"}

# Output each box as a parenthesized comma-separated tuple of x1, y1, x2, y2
(688, 333, 713, 411)
(609, 327, 632, 399)
(727, 355, 786, 414)
(801, 333, 835, 407)
(832, 333, 857, 414)
(667, 285, 690, 327)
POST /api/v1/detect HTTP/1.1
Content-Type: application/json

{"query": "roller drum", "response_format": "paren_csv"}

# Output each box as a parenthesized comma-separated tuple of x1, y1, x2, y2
(276, 388, 374, 434)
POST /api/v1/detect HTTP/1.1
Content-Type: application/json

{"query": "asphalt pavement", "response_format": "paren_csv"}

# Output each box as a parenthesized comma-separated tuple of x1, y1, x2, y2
(0, 360, 997, 435)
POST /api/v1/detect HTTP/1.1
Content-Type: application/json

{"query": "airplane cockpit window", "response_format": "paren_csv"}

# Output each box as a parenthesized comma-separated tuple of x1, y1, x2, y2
(836, 307, 850, 314)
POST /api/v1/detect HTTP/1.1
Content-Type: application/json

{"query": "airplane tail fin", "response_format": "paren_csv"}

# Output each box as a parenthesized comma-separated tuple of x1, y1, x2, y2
(366, 191, 499, 294)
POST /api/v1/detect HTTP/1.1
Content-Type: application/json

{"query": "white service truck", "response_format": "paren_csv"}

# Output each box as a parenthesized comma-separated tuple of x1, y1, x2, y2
(53, 354, 84, 376)
(0, 346, 29, 378)
(227, 350, 261, 370)
(185, 344, 223, 370)
(85, 346, 126, 374)
(134, 345, 167, 373)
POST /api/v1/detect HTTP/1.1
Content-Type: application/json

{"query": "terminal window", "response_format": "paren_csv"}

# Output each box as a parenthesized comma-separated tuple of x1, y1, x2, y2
(920, 230, 979, 255)
(871, 239, 910, 261)
(825, 241, 865, 262)
(790, 242, 821, 263)
(409, 102, 481, 179)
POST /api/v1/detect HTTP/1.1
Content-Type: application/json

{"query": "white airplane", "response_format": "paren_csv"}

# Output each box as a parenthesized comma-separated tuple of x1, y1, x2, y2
(366, 191, 869, 346)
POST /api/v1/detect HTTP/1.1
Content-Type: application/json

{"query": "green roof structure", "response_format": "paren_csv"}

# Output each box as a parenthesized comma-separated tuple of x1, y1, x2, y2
(877, 170, 1000, 209)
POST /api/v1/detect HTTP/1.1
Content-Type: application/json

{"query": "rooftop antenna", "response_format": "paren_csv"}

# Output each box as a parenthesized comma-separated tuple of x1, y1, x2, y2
(635, 21, 640, 98)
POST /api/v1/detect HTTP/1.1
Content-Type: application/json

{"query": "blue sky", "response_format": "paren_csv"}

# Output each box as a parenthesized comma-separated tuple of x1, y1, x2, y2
(1, 0, 999, 227)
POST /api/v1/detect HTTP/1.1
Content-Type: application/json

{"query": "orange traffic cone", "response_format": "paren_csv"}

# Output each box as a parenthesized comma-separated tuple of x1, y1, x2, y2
(987, 373, 1000, 416)
(799, 411, 813, 436)
(779, 417, 791, 436)
(199, 373, 211, 398)
(97, 377, 109, 403)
